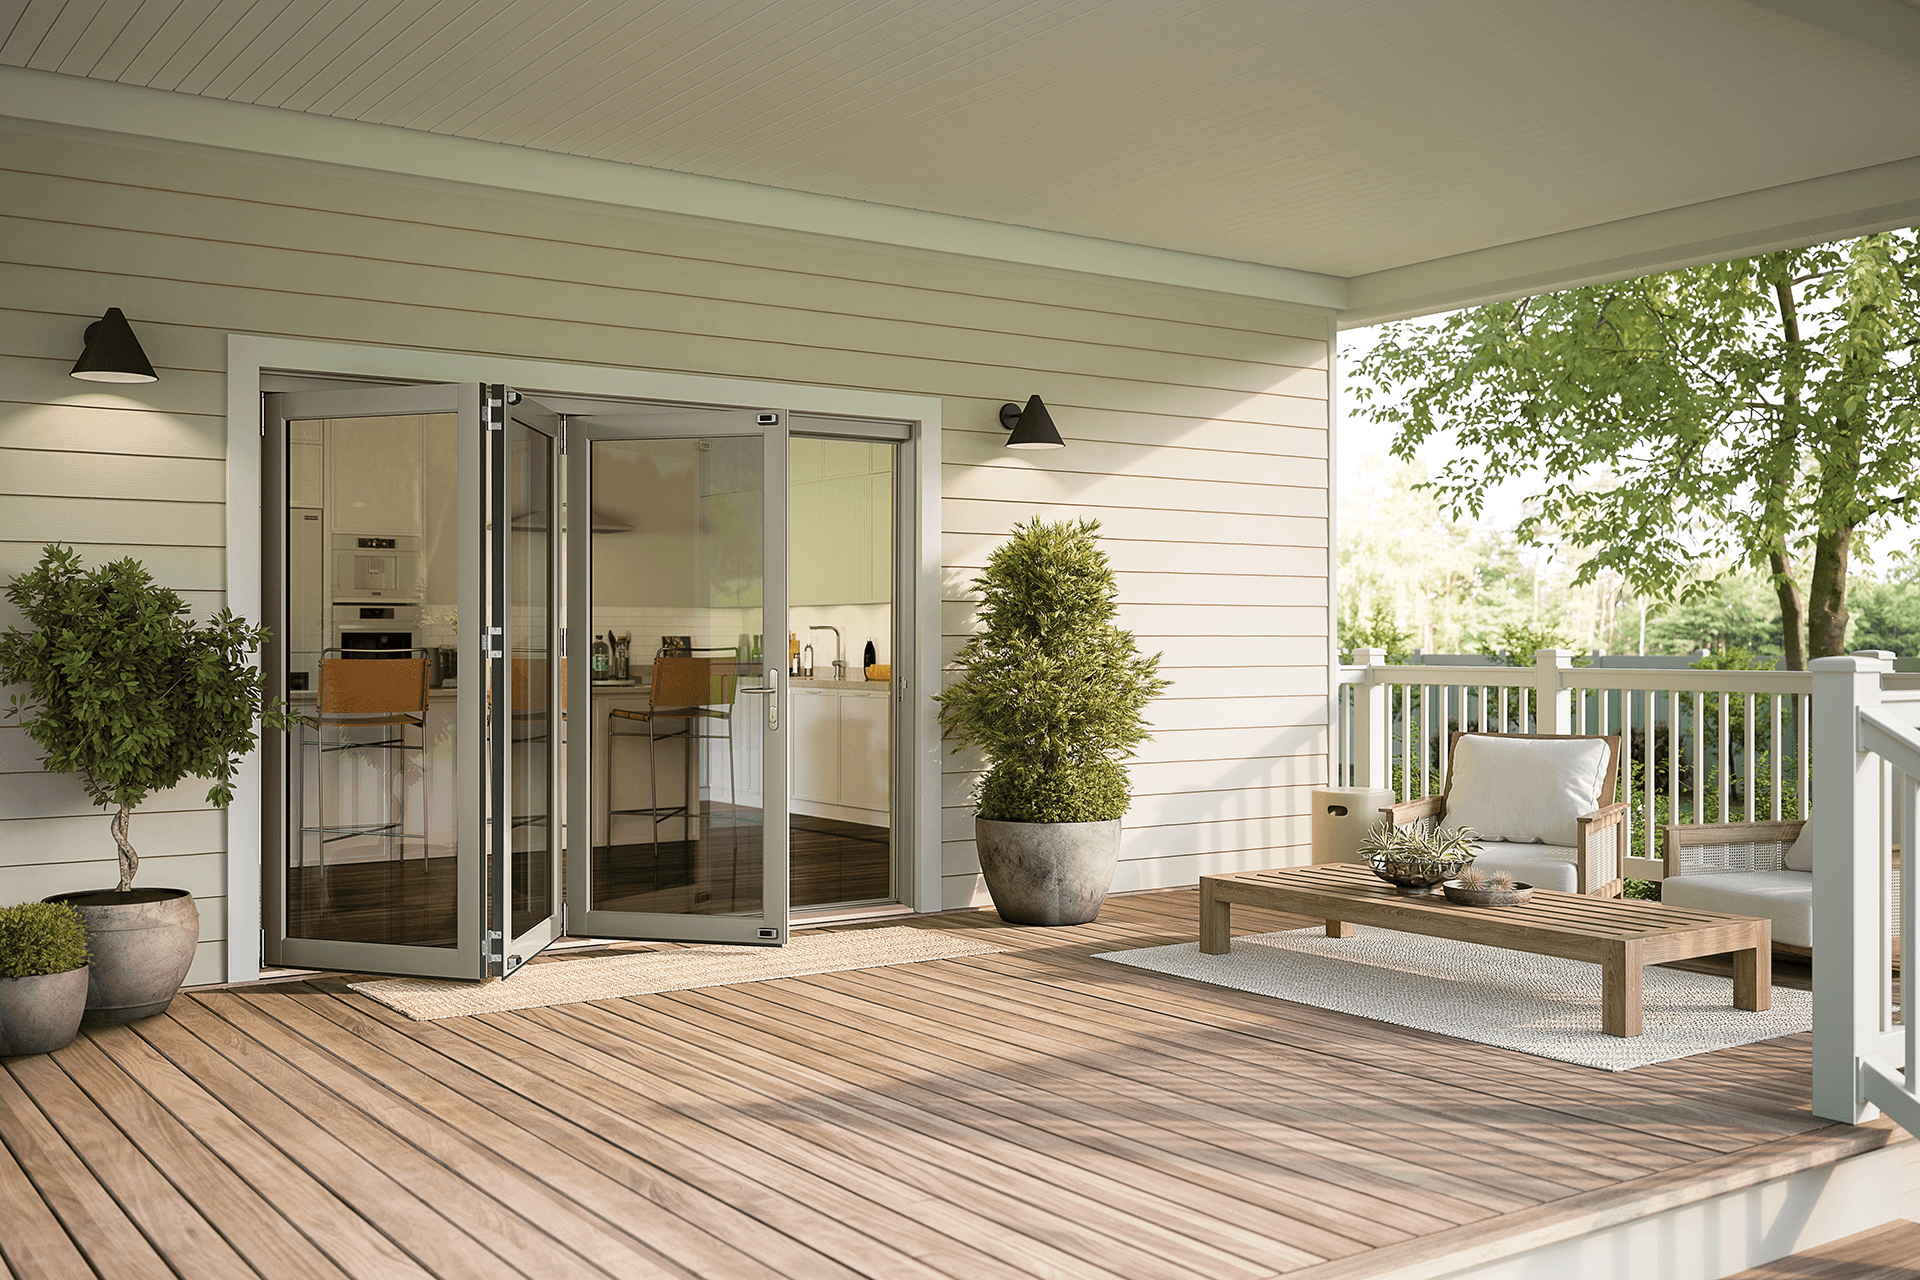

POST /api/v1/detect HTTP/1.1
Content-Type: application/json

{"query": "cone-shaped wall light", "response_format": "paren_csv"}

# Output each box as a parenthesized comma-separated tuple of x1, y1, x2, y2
(70, 308, 158, 383)
(998, 395, 1063, 450)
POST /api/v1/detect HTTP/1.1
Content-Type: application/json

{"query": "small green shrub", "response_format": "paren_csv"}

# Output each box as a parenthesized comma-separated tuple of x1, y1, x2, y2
(0, 901, 91, 979)
(1623, 878, 1661, 901)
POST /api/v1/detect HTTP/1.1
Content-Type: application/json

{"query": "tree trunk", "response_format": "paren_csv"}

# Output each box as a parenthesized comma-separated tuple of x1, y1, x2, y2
(1769, 542, 1806, 670)
(110, 798, 138, 893)
(1806, 525, 1854, 659)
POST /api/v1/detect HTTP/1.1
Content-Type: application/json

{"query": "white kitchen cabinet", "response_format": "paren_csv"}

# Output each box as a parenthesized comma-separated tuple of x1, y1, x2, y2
(289, 442, 323, 507)
(788, 442, 894, 605)
(792, 688, 838, 804)
(326, 415, 425, 536)
(787, 683, 890, 822)
(839, 692, 891, 812)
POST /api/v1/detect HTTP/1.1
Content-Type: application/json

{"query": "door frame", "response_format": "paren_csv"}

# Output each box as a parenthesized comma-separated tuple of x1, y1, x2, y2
(226, 335, 942, 983)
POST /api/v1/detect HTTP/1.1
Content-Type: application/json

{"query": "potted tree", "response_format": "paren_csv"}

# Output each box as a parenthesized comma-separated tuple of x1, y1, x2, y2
(937, 518, 1168, 925)
(0, 546, 288, 1024)
(0, 900, 91, 1056)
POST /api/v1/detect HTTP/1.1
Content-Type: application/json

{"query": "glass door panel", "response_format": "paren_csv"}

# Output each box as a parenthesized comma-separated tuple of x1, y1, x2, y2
(497, 390, 563, 972)
(566, 412, 789, 945)
(264, 383, 484, 979)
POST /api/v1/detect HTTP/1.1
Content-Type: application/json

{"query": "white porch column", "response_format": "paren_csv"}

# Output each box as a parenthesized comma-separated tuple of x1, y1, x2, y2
(1810, 651, 1895, 1124)
(1534, 648, 1575, 735)
(1349, 648, 1389, 791)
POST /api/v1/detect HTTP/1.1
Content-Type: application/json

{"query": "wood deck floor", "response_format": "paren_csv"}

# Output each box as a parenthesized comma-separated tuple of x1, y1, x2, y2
(1, 888, 1906, 1280)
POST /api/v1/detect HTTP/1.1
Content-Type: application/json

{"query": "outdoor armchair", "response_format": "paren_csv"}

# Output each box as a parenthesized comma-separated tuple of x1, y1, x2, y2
(1660, 819, 1902, 961)
(1382, 731, 1627, 897)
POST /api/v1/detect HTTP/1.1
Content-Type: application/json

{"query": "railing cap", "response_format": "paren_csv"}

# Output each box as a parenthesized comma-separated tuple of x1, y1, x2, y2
(1809, 652, 1896, 672)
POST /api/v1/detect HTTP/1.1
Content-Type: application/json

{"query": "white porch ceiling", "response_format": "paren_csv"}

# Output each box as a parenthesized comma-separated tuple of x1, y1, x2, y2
(4, 0, 1919, 321)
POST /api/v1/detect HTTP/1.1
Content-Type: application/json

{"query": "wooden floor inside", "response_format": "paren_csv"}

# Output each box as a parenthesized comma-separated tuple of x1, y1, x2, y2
(1, 889, 1906, 1280)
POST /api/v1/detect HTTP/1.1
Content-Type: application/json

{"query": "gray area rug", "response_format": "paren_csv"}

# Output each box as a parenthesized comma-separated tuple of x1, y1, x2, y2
(1096, 927, 1811, 1071)
(351, 926, 1006, 1021)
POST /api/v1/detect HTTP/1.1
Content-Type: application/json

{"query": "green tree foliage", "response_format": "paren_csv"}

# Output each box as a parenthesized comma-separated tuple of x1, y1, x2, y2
(0, 901, 90, 979)
(1475, 621, 1579, 667)
(1643, 576, 1786, 656)
(936, 519, 1169, 823)
(1850, 576, 1920, 656)
(1352, 231, 1920, 669)
(0, 546, 292, 891)
(1337, 602, 1411, 663)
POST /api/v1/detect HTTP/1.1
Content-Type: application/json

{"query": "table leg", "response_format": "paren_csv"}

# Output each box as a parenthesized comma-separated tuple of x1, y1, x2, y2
(1326, 920, 1355, 938)
(1200, 880, 1231, 954)
(1733, 931, 1771, 1012)
(1603, 940, 1644, 1038)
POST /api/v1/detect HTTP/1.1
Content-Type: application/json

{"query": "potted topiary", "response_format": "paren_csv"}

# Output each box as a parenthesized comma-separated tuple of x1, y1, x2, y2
(936, 518, 1169, 925)
(0, 900, 92, 1056)
(0, 545, 290, 1024)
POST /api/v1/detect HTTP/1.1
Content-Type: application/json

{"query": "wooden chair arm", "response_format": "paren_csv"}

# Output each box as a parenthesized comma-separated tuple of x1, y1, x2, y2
(1383, 795, 1444, 827)
(1576, 803, 1628, 897)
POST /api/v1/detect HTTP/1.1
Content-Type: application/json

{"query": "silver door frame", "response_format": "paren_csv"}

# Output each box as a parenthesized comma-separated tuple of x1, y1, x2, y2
(262, 382, 485, 979)
(494, 387, 565, 973)
(565, 411, 791, 945)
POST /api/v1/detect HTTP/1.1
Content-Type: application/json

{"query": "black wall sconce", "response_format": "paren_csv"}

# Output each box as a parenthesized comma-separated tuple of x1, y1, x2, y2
(998, 395, 1063, 450)
(70, 308, 158, 383)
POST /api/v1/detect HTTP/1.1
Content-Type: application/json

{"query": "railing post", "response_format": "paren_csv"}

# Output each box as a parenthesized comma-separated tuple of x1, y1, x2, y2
(1350, 647, 1389, 790)
(1810, 652, 1893, 1123)
(1534, 648, 1574, 735)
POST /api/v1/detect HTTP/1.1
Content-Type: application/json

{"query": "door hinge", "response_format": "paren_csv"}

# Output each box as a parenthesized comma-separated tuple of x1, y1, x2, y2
(558, 420, 568, 455)
(484, 929, 503, 963)
(259, 928, 267, 966)
(485, 386, 505, 431)
(560, 628, 568, 658)
(560, 902, 569, 937)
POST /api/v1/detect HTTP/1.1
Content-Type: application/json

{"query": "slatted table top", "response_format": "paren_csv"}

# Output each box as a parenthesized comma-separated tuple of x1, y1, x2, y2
(1202, 863, 1770, 964)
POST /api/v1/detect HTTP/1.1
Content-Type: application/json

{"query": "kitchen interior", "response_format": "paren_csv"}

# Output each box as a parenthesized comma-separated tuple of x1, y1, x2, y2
(283, 410, 462, 949)
(281, 405, 898, 950)
(587, 428, 896, 916)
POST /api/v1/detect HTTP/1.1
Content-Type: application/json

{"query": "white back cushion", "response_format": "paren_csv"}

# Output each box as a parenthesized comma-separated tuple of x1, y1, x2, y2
(1444, 735, 1611, 847)
(1782, 825, 1814, 873)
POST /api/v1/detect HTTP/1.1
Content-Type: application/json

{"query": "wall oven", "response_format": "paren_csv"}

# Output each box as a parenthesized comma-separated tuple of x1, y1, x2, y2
(332, 602, 421, 659)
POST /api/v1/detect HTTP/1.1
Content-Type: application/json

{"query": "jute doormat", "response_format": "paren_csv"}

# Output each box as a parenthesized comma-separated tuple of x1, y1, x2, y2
(1096, 928, 1811, 1071)
(349, 926, 1007, 1021)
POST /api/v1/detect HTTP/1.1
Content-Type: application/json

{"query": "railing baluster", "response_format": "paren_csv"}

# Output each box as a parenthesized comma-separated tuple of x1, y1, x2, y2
(1799, 692, 1811, 816)
(1716, 690, 1730, 825)
(1903, 771, 1916, 1066)
(1743, 692, 1757, 823)
(1771, 693, 1784, 821)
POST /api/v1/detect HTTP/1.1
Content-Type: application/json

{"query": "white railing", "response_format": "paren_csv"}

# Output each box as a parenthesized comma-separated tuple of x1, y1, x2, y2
(1812, 653, 1920, 1132)
(1335, 648, 1813, 881)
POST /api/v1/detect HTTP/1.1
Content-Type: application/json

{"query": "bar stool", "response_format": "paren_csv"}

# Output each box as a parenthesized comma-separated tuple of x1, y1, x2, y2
(297, 651, 432, 889)
(605, 652, 738, 860)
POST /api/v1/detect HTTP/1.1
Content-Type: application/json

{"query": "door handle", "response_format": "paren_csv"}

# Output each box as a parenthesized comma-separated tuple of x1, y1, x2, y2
(740, 668, 779, 731)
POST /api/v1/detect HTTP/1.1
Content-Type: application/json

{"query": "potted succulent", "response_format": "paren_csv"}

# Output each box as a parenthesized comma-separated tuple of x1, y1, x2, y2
(0, 546, 289, 1024)
(936, 518, 1168, 925)
(0, 900, 92, 1056)
(1357, 818, 1479, 895)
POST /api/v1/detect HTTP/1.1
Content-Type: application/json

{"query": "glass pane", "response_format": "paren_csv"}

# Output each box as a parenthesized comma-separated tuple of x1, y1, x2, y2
(509, 421, 554, 938)
(589, 436, 765, 918)
(285, 412, 459, 947)
(788, 437, 894, 907)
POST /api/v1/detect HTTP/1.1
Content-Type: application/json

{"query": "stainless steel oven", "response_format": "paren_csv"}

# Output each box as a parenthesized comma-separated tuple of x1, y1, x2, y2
(332, 603, 421, 658)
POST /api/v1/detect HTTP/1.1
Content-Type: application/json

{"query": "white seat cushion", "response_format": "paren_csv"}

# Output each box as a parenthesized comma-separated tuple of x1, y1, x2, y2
(1467, 841, 1581, 893)
(1659, 870, 1812, 949)
(1444, 735, 1611, 847)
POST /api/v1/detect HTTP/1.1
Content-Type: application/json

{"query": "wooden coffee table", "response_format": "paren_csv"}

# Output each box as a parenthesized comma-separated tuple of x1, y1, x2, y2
(1198, 862, 1771, 1037)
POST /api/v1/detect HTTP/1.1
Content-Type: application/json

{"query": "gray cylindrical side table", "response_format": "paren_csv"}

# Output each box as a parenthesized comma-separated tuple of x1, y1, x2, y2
(1309, 786, 1396, 864)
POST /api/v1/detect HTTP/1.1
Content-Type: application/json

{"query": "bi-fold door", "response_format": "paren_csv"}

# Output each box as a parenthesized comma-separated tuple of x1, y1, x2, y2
(263, 384, 789, 980)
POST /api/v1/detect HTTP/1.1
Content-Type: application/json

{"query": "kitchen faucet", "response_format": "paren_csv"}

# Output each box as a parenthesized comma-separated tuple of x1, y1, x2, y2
(808, 625, 845, 680)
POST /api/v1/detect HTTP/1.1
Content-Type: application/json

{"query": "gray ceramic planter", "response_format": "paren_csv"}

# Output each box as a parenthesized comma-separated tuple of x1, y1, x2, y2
(974, 817, 1121, 926)
(45, 889, 199, 1025)
(0, 966, 90, 1056)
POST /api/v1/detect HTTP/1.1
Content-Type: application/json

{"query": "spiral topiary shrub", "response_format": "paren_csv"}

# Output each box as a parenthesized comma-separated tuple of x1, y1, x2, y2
(936, 517, 1169, 822)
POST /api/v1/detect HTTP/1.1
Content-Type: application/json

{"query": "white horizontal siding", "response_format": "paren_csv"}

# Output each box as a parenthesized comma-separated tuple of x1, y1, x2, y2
(0, 120, 1330, 945)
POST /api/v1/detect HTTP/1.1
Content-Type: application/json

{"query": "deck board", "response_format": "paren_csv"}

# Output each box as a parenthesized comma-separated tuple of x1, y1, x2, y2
(3, 887, 1904, 1280)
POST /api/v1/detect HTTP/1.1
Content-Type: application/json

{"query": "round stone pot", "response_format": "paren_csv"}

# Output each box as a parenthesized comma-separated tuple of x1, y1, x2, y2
(44, 889, 199, 1025)
(974, 817, 1121, 926)
(0, 966, 90, 1057)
